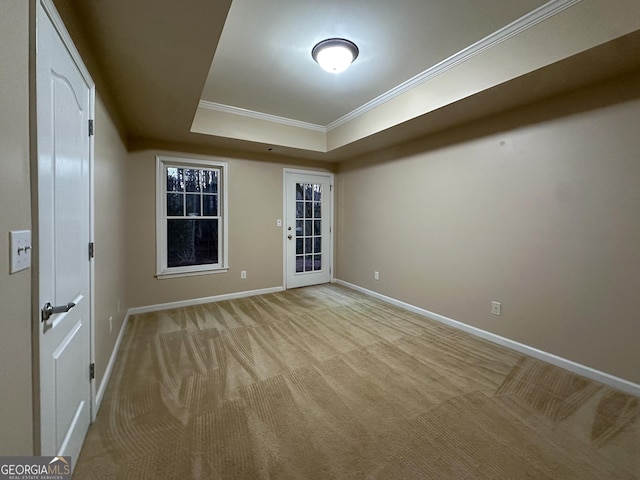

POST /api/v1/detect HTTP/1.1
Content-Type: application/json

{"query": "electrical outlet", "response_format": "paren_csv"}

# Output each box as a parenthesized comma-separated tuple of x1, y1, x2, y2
(240, 270, 247, 279)
(276, 219, 282, 227)
(374, 271, 380, 281)
(491, 301, 501, 316)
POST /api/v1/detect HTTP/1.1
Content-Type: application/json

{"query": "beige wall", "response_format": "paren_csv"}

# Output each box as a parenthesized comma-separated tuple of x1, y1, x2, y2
(125, 149, 332, 308)
(93, 94, 129, 388)
(0, 0, 130, 454)
(336, 71, 640, 385)
(0, 0, 34, 454)
(51, 0, 132, 398)
(192, 107, 327, 152)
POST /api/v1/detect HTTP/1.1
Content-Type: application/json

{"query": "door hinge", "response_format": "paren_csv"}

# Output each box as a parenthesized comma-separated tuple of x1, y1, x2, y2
(88, 119, 94, 136)
(88, 242, 95, 259)
(90, 363, 95, 380)
(330, 184, 333, 191)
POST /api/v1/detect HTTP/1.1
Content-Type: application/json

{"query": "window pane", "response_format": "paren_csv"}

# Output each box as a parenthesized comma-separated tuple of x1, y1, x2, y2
(305, 255, 313, 271)
(202, 170, 218, 193)
(314, 220, 321, 235)
(296, 220, 304, 236)
(305, 220, 312, 236)
(203, 194, 218, 216)
(314, 202, 321, 218)
(314, 255, 322, 271)
(167, 193, 183, 216)
(184, 169, 200, 192)
(186, 194, 201, 216)
(166, 167, 183, 192)
(314, 237, 321, 253)
(305, 202, 312, 218)
(160, 158, 227, 276)
(296, 202, 304, 219)
(305, 238, 312, 254)
(167, 219, 219, 267)
(296, 238, 303, 255)
(296, 256, 304, 273)
(296, 183, 304, 200)
(313, 185, 322, 201)
(305, 184, 312, 201)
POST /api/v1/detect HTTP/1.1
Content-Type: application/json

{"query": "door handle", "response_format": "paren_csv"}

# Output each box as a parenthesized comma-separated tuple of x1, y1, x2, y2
(288, 235, 293, 240)
(42, 301, 76, 322)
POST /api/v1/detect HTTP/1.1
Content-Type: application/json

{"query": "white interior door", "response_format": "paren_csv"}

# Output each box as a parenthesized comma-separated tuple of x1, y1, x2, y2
(37, 0, 93, 459)
(285, 171, 333, 288)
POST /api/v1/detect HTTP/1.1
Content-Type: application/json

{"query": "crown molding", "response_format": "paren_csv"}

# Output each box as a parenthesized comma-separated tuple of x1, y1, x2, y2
(198, 100, 327, 132)
(325, 0, 584, 131)
(200, 0, 583, 135)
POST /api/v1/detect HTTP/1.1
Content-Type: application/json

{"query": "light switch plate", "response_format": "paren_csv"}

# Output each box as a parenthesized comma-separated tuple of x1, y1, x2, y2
(10, 230, 32, 274)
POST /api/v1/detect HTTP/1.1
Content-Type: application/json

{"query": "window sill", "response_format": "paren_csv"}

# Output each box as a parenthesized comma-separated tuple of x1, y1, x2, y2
(156, 267, 229, 280)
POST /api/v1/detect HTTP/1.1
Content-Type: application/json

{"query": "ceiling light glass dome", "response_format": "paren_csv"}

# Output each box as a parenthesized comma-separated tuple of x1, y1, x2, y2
(312, 38, 359, 74)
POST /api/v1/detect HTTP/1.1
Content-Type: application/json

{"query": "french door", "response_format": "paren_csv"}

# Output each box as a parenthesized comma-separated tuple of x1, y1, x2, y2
(284, 171, 333, 288)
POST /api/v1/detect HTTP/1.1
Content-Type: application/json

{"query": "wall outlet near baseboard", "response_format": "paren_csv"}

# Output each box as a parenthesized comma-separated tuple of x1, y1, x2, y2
(491, 301, 501, 316)
(240, 270, 247, 279)
(374, 271, 380, 281)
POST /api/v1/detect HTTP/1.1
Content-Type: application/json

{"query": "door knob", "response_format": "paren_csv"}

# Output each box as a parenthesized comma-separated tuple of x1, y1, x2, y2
(42, 301, 76, 322)
(288, 235, 293, 240)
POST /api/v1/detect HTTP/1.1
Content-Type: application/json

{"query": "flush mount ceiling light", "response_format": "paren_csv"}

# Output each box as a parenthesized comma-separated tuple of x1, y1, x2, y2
(312, 38, 359, 74)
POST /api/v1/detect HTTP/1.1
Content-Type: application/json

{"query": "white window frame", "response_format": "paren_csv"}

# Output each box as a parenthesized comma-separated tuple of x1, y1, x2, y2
(156, 155, 229, 278)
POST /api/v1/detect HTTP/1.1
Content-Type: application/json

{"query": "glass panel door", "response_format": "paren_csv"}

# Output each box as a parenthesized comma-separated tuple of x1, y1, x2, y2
(285, 172, 332, 288)
(295, 182, 323, 273)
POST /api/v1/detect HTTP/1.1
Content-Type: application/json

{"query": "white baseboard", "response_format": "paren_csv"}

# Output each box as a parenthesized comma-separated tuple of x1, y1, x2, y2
(94, 311, 130, 414)
(127, 286, 285, 315)
(335, 279, 640, 397)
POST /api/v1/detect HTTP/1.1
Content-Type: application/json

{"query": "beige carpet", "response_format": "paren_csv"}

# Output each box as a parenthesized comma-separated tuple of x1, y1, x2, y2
(73, 284, 639, 479)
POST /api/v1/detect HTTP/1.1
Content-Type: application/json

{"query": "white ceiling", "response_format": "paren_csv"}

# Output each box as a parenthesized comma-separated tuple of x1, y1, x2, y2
(54, 0, 640, 162)
(200, 0, 547, 127)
